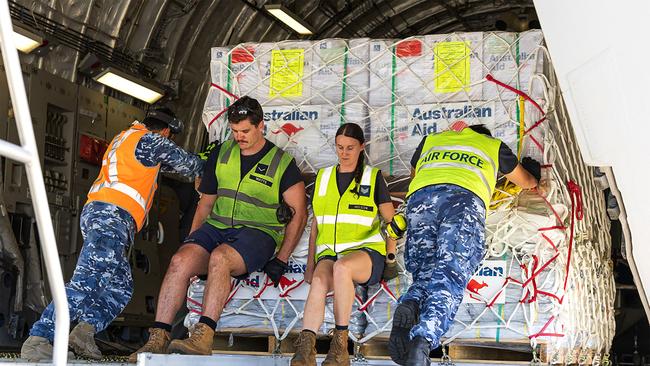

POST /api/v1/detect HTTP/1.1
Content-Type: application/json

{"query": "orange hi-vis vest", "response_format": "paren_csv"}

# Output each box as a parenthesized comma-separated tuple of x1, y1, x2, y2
(87, 124, 160, 231)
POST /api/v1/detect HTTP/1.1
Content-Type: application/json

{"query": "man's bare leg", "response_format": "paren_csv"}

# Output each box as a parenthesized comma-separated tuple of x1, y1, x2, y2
(201, 244, 247, 321)
(155, 244, 210, 324)
(166, 244, 247, 355)
(129, 244, 211, 362)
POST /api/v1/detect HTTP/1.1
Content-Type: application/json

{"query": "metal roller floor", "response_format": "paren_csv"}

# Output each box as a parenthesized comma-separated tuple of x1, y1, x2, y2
(0, 352, 531, 365)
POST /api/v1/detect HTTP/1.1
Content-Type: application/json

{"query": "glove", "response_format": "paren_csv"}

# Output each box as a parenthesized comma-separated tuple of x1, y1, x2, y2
(382, 260, 399, 281)
(263, 257, 289, 287)
(521, 157, 541, 181)
(385, 213, 407, 240)
(198, 142, 217, 161)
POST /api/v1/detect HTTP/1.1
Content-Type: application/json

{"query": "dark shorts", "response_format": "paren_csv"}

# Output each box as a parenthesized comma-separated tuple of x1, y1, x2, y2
(317, 247, 385, 286)
(183, 223, 276, 278)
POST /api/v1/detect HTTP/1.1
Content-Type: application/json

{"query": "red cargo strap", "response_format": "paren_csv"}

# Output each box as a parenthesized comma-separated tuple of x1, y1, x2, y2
(224, 279, 239, 305)
(485, 74, 544, 114)
(560, 180, 583, 302)
(529, 316, 564, 339)
(485, 74, 547, 147)
(207, 83, 240, 128)
(357, 280, 397, 312)
(210, 82, 239, 100)
(279, 279, 305, 298)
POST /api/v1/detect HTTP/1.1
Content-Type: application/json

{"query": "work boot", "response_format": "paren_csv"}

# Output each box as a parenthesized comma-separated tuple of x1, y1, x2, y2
(404, 336, 431, 366)
(290, 330, 317, 366)
(389, 299, 420, 365)
(69, 321, 102, 360)
(20, 335, 74, 362)
(167, 322, 214, 355)
(128, 328, 171, 363)
(322, 329, 349, 366)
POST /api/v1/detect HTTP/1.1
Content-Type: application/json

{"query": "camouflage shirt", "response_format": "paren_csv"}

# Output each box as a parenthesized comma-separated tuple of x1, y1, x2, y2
(135, 131, 204, 178)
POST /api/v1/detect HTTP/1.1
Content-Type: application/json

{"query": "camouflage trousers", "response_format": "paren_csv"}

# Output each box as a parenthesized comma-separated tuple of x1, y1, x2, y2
(30, 201, 135, 342)
(401, 184, 486, 348)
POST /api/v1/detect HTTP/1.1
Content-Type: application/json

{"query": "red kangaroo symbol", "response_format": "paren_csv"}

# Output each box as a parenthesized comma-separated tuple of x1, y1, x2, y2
(466, 279, 488, 294)
(278, 276, 298, 288)
(272, 123, 304, 137)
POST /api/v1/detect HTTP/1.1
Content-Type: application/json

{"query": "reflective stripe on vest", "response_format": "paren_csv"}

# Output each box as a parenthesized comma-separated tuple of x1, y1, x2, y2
(89, 181, 148, 209)
(87, 124, 159, 230)
(417, 161, 491, 196)
(208, 214, 284, 234)
(312, 165, 386, 260)
(407, 128, 500, 208)
(207, 140, 292, 246)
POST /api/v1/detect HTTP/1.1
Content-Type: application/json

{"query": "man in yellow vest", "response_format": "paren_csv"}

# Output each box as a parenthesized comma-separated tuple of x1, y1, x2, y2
(21, 107, 205, 362)
(130, 96, 307, 361)
(388, 124, 541, 366)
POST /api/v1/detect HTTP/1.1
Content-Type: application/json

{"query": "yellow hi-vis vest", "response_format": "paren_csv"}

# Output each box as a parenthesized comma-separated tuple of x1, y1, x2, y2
(87, 124, 159, 231)
(312, 165, 386, 261)
(407, 128, 501, 208)
(207, 140, 293, 246)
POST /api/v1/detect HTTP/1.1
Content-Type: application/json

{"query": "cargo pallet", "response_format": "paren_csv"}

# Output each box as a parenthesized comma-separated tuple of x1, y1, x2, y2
(209, 329, 546, 364)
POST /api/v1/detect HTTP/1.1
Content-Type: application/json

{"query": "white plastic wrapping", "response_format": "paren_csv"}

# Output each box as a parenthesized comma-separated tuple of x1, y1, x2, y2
(196, 30, 614, 358)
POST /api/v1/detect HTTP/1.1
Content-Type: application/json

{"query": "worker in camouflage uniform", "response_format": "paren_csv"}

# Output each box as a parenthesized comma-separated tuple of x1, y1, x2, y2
(389, 124, 541, 366)
(21, 107, 205, 362)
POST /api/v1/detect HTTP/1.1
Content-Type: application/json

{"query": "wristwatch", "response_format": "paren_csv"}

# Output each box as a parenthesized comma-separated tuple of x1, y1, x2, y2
(386, 253, 396, 263)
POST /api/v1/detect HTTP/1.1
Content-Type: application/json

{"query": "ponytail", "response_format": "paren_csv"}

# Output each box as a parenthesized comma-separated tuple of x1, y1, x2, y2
(350, 153, 365, 197)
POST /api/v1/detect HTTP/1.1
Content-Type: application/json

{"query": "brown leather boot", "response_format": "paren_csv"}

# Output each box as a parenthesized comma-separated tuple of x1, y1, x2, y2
(128, 328, 171, 363)
(69, 322, 102, 360)
(322, 329, 350, 366)
(20, 336, 75, 362)
(290, 330, 317, 366)
(167, 323, 214, 355)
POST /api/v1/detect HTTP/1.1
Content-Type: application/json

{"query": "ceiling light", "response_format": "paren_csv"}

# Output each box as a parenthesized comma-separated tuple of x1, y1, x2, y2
(12, 26, 43, 53)
(93, 67, 164, 104)
(264, 4, 314, 35)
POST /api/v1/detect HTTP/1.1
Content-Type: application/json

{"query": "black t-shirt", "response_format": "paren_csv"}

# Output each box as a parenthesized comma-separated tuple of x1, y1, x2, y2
(409, 136, 518, 174)
(199, 140, 303, 198)
(336, 170, 392, 206)
(309, 168, 392, 207)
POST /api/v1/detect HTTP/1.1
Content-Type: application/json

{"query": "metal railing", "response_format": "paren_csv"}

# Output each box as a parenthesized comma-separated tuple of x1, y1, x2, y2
(0, 0, 69, 365)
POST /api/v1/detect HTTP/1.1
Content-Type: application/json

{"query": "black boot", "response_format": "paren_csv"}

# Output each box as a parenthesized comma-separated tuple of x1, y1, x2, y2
(405, 336, 431, 366)
(388, 300, 420, 365)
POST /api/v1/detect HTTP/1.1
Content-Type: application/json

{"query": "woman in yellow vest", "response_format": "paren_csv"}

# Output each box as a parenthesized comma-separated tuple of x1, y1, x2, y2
(291, 123, 398, 366)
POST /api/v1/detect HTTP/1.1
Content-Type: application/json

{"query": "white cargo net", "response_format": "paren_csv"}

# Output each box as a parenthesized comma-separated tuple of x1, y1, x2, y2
(192, 30, 614, 365)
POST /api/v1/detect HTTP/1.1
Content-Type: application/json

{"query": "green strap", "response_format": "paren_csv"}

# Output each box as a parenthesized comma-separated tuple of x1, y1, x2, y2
(496, 303, 504, 342)
(495, 252, 508, 343)
(340, 45, 349, 126)
(390, 45, 397, 175)
(225, 52, 233, 140)
(227, 53, 233, 105)
(515, 36, 523, 156)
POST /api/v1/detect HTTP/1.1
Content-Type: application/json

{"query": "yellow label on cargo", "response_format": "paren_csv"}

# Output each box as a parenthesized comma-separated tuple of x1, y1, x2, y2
(270, 49, 305, 97)
(434, 41, 471, 93)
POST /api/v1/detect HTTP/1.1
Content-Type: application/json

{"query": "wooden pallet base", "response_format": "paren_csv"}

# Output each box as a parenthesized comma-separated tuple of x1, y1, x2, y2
(212, 331, 336, 355)
(359, 338, 546, 362)
(211, 331, 546, 363)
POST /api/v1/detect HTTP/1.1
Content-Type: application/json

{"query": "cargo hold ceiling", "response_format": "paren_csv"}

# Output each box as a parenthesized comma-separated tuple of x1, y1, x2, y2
(8, 0, 538, 150)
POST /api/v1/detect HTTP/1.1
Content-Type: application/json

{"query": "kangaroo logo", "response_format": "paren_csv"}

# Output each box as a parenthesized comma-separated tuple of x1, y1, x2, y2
(278, 276, 298, 289)
(466, 278, 488, 301)
(271, 123, 304, 144)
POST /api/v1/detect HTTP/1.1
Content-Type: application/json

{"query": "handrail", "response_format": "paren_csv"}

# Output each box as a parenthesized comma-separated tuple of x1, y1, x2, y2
(0, 1, 69, 365)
